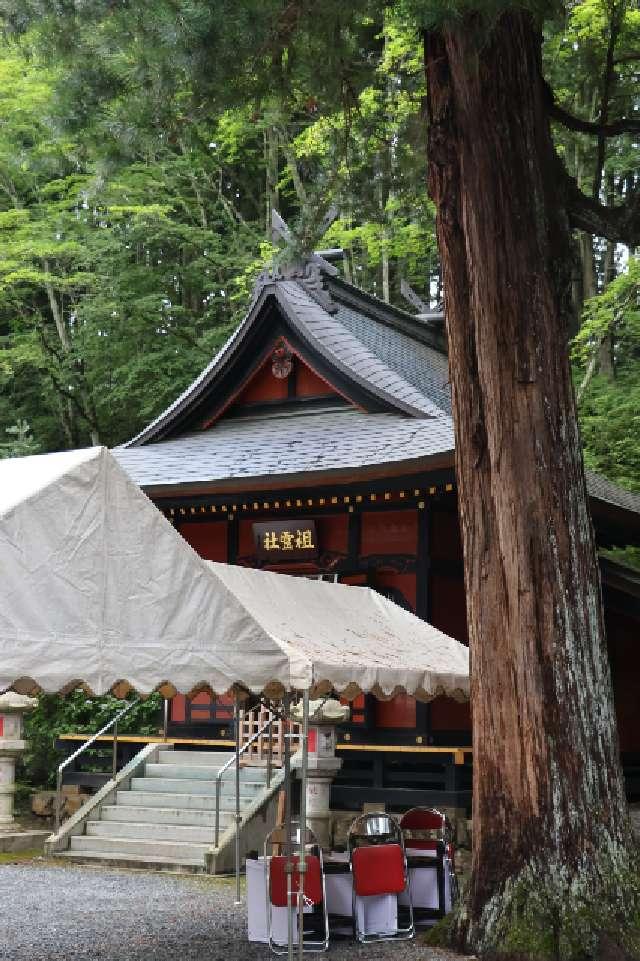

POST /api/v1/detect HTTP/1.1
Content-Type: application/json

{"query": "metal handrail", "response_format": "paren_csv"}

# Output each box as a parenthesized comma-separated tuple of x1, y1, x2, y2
(54, 698, 140, 832)
(214, 715, 278, 847)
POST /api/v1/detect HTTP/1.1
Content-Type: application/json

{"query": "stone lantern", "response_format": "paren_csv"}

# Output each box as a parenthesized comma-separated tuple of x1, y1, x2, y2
(292, 698, 349, 847)
(0, 692, 37, 827)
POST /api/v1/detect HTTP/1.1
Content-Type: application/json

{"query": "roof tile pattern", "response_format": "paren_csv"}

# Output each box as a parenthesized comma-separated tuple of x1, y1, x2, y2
(114, 409, 455, 488)
(278, 282, 444, 418)
(115, 266, 640, 518)
(585, 471, 640, 514)
(334, 305, 452, 415)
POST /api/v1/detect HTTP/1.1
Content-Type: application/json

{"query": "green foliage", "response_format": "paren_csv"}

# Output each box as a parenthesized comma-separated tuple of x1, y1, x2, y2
(545, 0, 640, 194)
(421, 911, 458, 946)
(0, 11, 444, 452)
(574, 258, 640, 492)
(0, 2, 636, 499)
(601, 546, 640, 571)
(398, 0, 559, 30)
(578, 370, 640, 490)
(0, 42, 263, 449)
(574, 258, 640, 366)
(19, 691, 163, 788)
(0, 419, 38, 457)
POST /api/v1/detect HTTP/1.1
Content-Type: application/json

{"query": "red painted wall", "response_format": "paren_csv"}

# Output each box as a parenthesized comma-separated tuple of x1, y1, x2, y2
(361, 510, 418, 557)
(170, 493, 637, 760)
(430, 574, 468, 645)
(236, 359, 289, 404)
(375, 693, 417, 729)
(295, 362, 335, 398)
(428, 505, 470, 734)
(232, 354, 337, 408)
(179, 521, 228, 561)
(429, 695, 472, 733)
(316, 514, 348, 553)
(372, 572, 417, 612)
(430, 507, 463, 562)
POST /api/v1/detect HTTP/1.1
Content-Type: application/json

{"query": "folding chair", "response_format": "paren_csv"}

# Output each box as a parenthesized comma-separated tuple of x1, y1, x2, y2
(347, 812, 414, 943)
(264, 823, 329, 954)
(399, 807, 459, 919)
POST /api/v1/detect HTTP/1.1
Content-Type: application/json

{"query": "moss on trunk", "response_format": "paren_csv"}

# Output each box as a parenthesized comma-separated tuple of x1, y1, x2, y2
(446, 841, 640, 959)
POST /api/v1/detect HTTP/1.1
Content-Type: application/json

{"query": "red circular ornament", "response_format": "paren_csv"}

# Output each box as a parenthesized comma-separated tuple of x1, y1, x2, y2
(272, 345, 293, 380)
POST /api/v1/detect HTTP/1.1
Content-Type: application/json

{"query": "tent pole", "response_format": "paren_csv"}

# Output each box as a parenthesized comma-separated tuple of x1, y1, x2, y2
(283, 693, 294, 961)
(234, 694, 241, 906)
(297, 690, 309, 961)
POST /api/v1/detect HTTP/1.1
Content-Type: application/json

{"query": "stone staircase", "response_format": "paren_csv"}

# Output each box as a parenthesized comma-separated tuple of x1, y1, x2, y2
(54, 747, 277, 872)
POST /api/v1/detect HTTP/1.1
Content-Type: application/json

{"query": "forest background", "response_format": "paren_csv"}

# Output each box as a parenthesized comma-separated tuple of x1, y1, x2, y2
(0, 0, 638, 545)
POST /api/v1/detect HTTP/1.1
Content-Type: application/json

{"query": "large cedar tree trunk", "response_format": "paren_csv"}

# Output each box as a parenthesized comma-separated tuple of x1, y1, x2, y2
(424, 11, 638, 958)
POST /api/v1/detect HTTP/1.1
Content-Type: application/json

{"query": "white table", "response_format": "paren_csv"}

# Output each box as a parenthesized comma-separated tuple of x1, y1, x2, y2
(399, 847, 453, 914)
(246, 851, 450, 944)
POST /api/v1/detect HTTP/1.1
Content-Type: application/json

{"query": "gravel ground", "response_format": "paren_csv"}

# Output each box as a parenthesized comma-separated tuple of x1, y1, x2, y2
(0, 860, 461, 961)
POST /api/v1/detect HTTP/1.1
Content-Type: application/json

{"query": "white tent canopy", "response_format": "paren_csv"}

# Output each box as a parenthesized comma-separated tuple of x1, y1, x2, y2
(0, 447, 469, 701)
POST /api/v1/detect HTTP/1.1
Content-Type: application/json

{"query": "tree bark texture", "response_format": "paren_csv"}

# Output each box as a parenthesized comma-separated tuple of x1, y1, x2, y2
(425, 12, 636, 958)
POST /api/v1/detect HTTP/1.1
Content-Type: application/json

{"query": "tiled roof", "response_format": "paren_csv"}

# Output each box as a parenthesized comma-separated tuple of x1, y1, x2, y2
(333, 304, 452, 416)
(114, 412, 640, 517)
(126, 266, 452, 447)
(277, 282, 444, 417)
(117, 262, 639, 519)
(113, 408, 455, 489)
(585, 470, 640, 514)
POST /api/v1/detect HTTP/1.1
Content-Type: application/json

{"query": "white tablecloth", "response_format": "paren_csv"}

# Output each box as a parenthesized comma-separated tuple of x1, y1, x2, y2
(398, 848, 453, 913)
(247, 853, 449, 943)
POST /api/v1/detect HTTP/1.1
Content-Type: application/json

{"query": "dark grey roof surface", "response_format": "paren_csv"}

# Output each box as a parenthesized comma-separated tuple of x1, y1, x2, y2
(113, 407, 455, 489)
(334, 304, 452, 416)
(126, 267, 452, 446)
(585, 470, 640, 514)
(118, 264, 639, 518)
(278, 282, 444, 417)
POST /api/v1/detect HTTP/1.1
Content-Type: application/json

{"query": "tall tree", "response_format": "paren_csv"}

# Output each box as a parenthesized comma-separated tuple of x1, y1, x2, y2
(419, 4, 640, 956)
(1, 5, 639, 954)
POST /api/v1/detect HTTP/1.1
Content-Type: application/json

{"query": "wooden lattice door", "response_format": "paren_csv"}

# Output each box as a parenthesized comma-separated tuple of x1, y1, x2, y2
(239, 704, 300, 766)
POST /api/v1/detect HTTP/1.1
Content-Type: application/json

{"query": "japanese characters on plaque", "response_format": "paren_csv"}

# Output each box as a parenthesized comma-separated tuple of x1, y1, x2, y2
(253, 520, 319, 561)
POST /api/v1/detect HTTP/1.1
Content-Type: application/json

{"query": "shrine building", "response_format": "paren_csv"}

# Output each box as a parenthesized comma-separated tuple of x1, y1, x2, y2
(113, 256, 640, 810)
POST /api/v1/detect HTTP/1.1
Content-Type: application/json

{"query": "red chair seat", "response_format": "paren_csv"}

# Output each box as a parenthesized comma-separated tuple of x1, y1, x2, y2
(351, 843, 406, 897)
(269, 854, 323, 908)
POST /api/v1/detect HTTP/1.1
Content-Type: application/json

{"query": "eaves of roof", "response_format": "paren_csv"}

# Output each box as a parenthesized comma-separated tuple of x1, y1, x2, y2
(113, 408, 455, 493)
(585, 470, 640, 515)
(124, 284, 275, 447)
(126, 277, 447, 448)
(274, 282, 442, 419)
(327, 275, 446, 351)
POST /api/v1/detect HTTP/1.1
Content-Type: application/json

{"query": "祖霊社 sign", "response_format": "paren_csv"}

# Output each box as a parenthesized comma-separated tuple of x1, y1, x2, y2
(253, 520, 318, 562)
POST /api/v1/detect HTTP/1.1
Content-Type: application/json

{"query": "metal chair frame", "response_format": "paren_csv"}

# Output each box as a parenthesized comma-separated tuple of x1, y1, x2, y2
(264, 822, 329, 955)
(347, 811, 415, 944)
(399, 806, 459, 918)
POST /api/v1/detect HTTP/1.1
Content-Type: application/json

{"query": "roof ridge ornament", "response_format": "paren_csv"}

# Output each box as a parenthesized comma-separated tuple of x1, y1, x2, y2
(252, 209, 340, 314)
(400, 278, 445, 324)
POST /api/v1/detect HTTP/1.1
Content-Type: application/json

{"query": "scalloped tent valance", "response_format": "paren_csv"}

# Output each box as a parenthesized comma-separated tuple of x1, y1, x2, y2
(0, 447, 469, 701)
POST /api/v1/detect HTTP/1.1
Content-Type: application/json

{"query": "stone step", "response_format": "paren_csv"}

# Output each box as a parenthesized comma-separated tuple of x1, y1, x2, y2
(57, 850, 205, 873)
(69, 834, 209, 863)
(86, 820, 219, 844)
(130, 777, 264, 796)
(101, 805, 233, 828)
(145, 763, 268, 782)
(115, 790, 249, 811)
(158, 750, 236, 766)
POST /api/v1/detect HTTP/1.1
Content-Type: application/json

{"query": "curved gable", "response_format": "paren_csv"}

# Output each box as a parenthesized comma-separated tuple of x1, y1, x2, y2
(126, 272, 447, 447)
